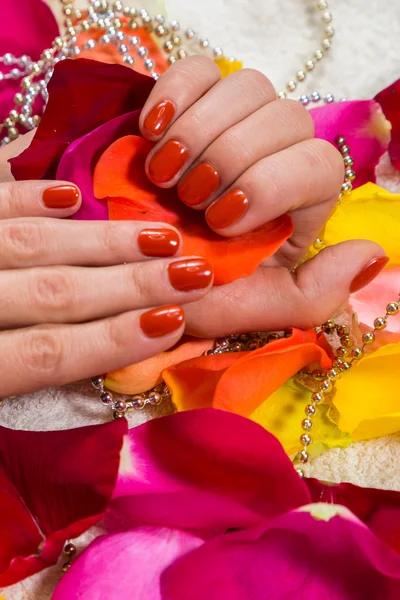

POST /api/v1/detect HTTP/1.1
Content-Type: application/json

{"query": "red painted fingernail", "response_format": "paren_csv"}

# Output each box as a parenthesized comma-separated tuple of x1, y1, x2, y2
(140, 305, 184, 338)
(138, 228, 180, 257)
(143, 100, 175, 136)
(42, 185, 80, 208)
(350, 256, 389, 293)
(148, 140, 188, 184)
(178, 163, 220, 206)
(168, 258, 213, 292)
(206, 188, 249, 229)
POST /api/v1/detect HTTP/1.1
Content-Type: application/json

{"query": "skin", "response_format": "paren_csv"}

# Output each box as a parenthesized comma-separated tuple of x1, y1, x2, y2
(0, 57, 384, 396)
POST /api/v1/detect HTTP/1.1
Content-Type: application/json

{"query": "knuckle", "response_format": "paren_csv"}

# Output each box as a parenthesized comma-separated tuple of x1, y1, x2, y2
(303, 139, 344, 186)
(233, 68, 275, 101)
(168, 55, 220, 90)
(31, 268, 75, 314)
(23, 326, 63, 376)
(105, 314, 130, 352)
(0, 218, 47, 264)
(129, 262, 151, 301)
(0, 182, 24, 216)
(278, 99, 315, 138)
(101, 221, 123, 255)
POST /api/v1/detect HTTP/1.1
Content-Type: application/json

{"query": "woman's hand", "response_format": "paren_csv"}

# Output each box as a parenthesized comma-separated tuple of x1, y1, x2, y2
(0, 160, 213, 397)
(139, 57, 386, 336)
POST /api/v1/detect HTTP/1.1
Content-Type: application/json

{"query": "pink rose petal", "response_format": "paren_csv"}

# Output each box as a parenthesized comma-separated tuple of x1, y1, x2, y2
(52, 527, 203, 600)
(311, 100, 390, 188)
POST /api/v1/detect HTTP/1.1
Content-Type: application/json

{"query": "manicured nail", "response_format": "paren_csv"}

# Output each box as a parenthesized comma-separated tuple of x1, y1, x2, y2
(140, 305, 184, 338)
(138, 228, 180, 257)
(178, 163, 220, 206)
(148, 140, 188, 184)
(168, 258, 213, 292)
(42, 185, 80, 208)
(143, 100, 175, 136)
(350, 256, 389, 293)
(206, 188, 249, 229)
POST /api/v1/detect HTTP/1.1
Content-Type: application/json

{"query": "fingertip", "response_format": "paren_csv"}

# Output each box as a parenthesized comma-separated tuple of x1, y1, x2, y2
(41, 182, 82, 215)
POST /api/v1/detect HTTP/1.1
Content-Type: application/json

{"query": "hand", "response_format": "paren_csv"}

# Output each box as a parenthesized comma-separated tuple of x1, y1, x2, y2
(139, 57, 386, 336)
(0, 141, 213, 397)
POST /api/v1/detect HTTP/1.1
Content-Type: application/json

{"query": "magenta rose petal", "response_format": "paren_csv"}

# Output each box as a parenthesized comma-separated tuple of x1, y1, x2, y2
(306, 478, 400, 553)
(56, 110, 141, 220)
(0, 0, 59, 129)
(52, 527, 203, 600)
(0, 419, 126, 586)
(10, 59, 155, 180)
(107, 409, 310, 535)
(310, 100, 391, 188)
(162, 507, 400, 600)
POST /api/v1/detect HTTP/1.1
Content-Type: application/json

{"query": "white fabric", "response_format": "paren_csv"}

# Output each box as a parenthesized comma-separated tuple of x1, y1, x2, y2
(1, 1, 400, 597)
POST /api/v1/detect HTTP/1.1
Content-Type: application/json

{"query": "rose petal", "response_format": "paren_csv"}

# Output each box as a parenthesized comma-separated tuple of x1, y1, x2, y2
(108, 409, 310, 534)
(311, 100, 391, 188)
(214, 57, 243, 78)
(52, 527, 203, 600)
(56, 110, 141, 221)
(93, 135, 293, 285)
(0, 419, 126, 586)
(331, 342, 400, 440)
(306, 479, 400, 554)
(162, 507, 400, 599)
(105, 335, 214, 394)
(375, 78, 400, 170)
(10, 59, 155, 180)
(164, 329, 332, 416)
(0, 0, 59, 130)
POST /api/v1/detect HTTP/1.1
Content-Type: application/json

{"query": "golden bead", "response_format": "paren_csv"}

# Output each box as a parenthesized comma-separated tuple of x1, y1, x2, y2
(177, 49, 187, 59)
(298, 450, 309, 463)
(344, 169, 356, 181)
(362, 332, 375, 345)
(311, 368, 325, 380)
(336, 324, 350, 336)
(113, 18, 123, 29)
(172, 35, 181, 46)
(322, 319, 335, 331)
(374, 317, 387, 330)
(352, 348, 364, 359)
(300, 433, 312, 446)
(295, 468, 305, 478)
(305, 404, 316, 417)
(41, 49, 53, 61)
(320, 380, 332, 392)
(343, 155, 354, 167)
(8, 127, 18, 140)
(9, 109, 19, 122)
(64, 542, 76, 556)
(167, 56, 177, 65)
(302, 418, 313, 430)
(296, 70, 306, 82)
(340, 335, 354, 348)
(340, 144, 350, 155)
(155, 25, 166, 37)
(341, 361, 352, 372)
(332, 357, 344, 369)
(62, 562, 71, 572)
(336, 346, 348, 357)
(164, 40, 174, 52)
(327, 368, 339, 380)
(313, 238, 325, 250)
(29, 62, 41, 75)
(14, 92, 24, 106)
(341, 182, 352, 194)
(311, 392, 324, 404)
(317, 0, 328, 9)
(286, 80, 297, 92)
(277, 91, 287, 99)
(386, 302, 399, 315)
(336, 136, 346, 146)
(53, 36, 64, 49)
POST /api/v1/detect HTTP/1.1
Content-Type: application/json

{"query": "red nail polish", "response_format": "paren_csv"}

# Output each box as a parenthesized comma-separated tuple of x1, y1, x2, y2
(178, 163, 220, 206)
(143, 100, 175, 136)
(350, 256, 389, 293)
(138, 228, 180, 257)
(206, 189, 249, 230)
(168, 259, 213, 292)
(42, 185, 80, 208)
(140, 305, 184, 338)
(148, 140, 188, 184)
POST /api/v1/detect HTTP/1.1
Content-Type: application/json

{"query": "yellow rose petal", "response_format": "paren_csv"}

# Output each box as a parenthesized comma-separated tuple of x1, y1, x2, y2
(214, 56, 242, 78)
(250, 379, 352, 458)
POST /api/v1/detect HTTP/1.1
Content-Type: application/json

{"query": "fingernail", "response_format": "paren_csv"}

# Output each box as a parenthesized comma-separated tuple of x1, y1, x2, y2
(42, 185, 80, 208)
(206, 188, 249, 229)
(178, 163, 220, 206)
(148, 140, 188, 184)
(143, 100, 175, 136)
(140, 305, 184, 338)
(168, 258, 213, 292)
(138, 228, 180, 257)
(350, 256, 389, 293)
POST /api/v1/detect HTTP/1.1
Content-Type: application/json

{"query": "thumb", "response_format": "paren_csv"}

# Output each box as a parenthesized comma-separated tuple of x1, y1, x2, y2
(184, 240, 388, 336)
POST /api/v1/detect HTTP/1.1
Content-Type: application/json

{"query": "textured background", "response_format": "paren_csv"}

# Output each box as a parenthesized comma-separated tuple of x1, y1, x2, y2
(1, 1, 400, 597)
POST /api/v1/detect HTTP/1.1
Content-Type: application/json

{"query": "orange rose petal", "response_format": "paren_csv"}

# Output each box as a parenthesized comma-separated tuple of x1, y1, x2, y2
(106, 336, 213, 394)
(76, 26, 169, 74)
(94, 136, 294, 285)
(164, 329, 332, 416)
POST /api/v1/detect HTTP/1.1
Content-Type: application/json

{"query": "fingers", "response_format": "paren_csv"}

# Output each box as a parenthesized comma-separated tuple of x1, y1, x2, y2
(143, 66, 276, 188)
(0, 218, 182, 269)
(140, 55, 221, 139)
(183, 240, 387, 337)
(0, 180, 82, 219)
(177, 99, 314, 209)
(0, 305, 186, 397)
(0, 257, 213, 328)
